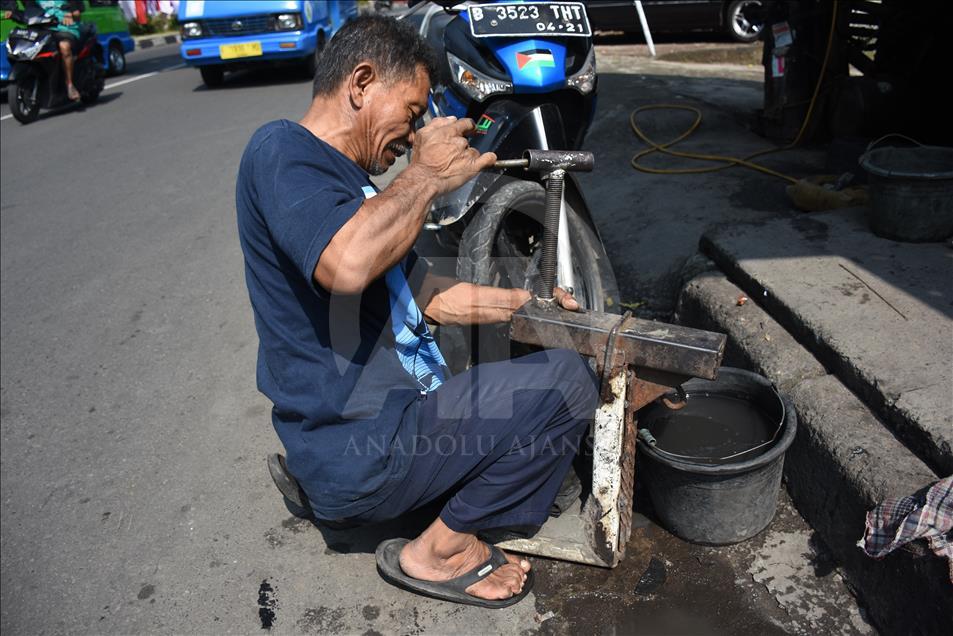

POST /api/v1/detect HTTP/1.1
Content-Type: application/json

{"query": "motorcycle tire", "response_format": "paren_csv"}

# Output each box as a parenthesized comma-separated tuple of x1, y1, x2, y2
(456, 179, 619, 364)
(8, 77, 40, 124)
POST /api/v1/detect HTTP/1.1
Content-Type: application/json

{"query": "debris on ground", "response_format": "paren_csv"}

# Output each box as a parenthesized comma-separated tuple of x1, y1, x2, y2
(535, 611, 556, 624)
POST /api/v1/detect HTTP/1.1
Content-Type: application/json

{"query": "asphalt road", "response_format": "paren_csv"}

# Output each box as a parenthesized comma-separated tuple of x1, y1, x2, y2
(1, 42, 868, 635)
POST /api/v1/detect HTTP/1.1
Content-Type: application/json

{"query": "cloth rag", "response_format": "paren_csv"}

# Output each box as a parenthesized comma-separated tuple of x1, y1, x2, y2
(859, 476, 953, 582)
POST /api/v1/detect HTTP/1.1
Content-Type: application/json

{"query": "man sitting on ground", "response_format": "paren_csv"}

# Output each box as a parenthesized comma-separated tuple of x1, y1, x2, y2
(236, 15, 597, 607)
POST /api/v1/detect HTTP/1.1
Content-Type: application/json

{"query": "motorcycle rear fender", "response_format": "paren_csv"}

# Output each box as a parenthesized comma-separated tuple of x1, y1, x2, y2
(431, 99, 600, 237)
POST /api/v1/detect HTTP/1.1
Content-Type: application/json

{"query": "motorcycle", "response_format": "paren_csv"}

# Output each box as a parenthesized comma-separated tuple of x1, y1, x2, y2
(5, 5, 105, 124)
(401, 0, 618, 363)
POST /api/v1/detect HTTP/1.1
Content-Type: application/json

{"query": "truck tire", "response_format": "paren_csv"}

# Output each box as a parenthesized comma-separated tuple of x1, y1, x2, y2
(304, 31, 326, 79)
(199, 66, 225, 88)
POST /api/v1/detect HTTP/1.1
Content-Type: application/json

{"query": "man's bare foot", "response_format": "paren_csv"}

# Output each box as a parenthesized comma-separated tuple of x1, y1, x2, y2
(399, 518, 531, 601)
(67, 84, 80, 101)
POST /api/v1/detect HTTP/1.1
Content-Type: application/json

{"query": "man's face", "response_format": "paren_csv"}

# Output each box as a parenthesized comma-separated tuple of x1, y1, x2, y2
(360, 65, 430, 176)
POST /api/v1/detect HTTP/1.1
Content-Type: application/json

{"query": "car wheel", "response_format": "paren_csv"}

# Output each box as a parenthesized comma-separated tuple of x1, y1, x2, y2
(726, 0, 764, 43)
(108, 43, 126, 76)
(199, 66, 225, 88)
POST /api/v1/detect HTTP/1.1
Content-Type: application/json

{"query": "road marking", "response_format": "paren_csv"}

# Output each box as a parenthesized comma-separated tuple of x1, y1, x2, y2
(1, 63, 187, 121)
(104, 63, 185, 90)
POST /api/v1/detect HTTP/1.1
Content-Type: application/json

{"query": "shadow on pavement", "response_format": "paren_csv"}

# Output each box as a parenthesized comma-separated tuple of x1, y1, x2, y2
(124, 50, 182, 75)
(190, 65, 311, 93)
(5, 91, 123, 123)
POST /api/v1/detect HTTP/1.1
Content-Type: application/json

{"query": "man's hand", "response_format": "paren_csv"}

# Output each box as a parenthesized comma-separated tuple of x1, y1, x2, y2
(553, 287, 580, 311)
(419, 278, 582, 326)
(62, 14, 74, 26)
(3, 11, 12, 19)
(410, 117, 497, 195)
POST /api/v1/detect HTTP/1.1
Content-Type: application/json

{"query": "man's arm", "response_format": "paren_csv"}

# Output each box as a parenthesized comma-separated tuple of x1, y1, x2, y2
(63, 0, 82, 22)
(417, 274, 579, 325)
(314, 118, 496, 295)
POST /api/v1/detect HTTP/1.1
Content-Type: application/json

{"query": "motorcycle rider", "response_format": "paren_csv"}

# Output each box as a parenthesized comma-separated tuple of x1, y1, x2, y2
(3, 0, 84, 100)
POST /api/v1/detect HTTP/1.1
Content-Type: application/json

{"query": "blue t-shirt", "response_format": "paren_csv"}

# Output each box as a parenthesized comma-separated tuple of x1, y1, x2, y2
(236, 120, 444, 519)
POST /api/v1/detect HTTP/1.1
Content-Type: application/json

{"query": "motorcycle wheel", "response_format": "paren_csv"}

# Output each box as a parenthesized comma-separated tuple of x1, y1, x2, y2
(456, 179, 619, 364)
(81, 78, 103, 105)
(8, 77, 40, 124)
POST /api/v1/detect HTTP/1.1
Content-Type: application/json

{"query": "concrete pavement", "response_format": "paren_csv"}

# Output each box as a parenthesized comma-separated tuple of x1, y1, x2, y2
(2, 42, 874, 634)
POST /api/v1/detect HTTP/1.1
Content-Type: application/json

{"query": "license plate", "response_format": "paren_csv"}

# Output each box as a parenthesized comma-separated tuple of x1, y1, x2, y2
(10, 28, 38, 41)
(468, 2, 591, 38)
(219, 41, 262, 60)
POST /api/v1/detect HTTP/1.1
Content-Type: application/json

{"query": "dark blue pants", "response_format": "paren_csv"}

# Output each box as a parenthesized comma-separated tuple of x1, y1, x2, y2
(356, 349, 599, 532)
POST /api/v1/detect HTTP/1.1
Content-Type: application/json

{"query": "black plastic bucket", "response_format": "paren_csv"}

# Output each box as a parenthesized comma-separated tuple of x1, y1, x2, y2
(859, 142, 953, 242)
(637, 368, 797, 545)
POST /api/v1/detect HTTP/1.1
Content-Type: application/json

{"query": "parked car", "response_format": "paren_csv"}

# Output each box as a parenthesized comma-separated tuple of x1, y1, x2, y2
(583, 0, 764, 43)
(0, 0, 134, 88)
(177, 0, 358, 88)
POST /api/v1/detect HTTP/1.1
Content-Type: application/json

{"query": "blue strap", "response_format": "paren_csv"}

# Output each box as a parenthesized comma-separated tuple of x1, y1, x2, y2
(361, 184, 447, 392)
(385, 265, 447, 392)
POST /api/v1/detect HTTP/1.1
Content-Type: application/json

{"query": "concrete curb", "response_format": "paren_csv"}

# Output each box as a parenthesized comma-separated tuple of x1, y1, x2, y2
(699, 221, 952, 476)
(675, 269, 952, 635)
(133, 33, 180, 49)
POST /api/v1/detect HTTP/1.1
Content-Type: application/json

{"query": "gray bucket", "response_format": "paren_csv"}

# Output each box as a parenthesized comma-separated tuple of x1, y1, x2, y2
(636, 368, 796, 545)
(859, 142, 953, 242)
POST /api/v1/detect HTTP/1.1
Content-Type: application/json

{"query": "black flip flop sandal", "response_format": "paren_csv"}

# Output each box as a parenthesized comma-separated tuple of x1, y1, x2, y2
(375, 538, 534, 609)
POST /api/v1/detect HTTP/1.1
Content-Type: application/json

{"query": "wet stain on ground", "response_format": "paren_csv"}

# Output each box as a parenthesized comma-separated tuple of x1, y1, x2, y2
(257, 579, 278, 630)
(530, 513, 789, 636)
(296, 607, 346, 634)
(264, 528, 284, 548)
(136, 584, 155, 600)
(361, 605, 380, 621)
(281, 516, 312, 534)
(791, 215, 830, 243)
(633, 557, 667, 595)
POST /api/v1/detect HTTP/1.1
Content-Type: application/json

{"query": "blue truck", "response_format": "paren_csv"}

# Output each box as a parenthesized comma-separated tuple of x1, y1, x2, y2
(177, 0, 358, 87)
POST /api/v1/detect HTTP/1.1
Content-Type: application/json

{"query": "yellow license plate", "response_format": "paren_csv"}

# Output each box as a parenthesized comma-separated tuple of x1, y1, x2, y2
(219, 41, 262, 60)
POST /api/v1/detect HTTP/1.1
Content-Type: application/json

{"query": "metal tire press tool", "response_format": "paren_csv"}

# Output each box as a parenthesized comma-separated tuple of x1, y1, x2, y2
(484, 150, 727, 568)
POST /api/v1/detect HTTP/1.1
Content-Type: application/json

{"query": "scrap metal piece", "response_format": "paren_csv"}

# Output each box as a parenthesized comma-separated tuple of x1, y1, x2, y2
(597, 310, 633, 401)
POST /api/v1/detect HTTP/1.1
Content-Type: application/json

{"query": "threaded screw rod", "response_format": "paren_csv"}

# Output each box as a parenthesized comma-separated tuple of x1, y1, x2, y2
(536, 169, 566, 300)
